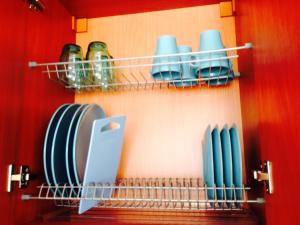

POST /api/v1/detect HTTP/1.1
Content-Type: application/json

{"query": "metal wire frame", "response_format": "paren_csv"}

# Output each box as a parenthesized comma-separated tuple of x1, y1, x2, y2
(22, 177, 264, 211)
(28, 43, 252, 92)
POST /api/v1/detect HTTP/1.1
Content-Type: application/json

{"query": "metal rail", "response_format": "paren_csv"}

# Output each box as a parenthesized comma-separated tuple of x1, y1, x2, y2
(22, 177, 264, 211)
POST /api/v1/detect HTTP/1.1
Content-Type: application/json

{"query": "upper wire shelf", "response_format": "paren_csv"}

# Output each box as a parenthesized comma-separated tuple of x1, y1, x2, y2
(22, 177, 264, 211)
(28, 43, 252, 92)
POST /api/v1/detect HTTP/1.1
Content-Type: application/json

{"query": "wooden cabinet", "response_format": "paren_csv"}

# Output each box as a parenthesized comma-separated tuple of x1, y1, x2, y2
(0, 1, 74, 225)
(0, 1, 298, 225)
(236, 1, 300, 224)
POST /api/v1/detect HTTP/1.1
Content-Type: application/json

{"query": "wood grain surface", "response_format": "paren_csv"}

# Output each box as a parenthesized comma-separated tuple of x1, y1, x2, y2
(236, 0, 300, 225)
(0, 0, 74, 224)
(59, 0, 222, 18)
(75, 5, 245, 179)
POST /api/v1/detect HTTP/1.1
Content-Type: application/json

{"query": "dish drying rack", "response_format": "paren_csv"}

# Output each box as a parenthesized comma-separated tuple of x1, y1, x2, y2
(22, 178, 264, 212)
(28, 43, 252, 92)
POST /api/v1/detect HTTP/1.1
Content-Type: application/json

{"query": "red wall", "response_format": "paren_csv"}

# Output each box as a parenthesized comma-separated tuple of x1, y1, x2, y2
(235, 1, 300, 225)
(0, 0, 74, 225)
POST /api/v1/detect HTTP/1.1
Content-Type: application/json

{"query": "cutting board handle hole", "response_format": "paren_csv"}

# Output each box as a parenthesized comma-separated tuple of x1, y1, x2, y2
(101, 122, 120, 132)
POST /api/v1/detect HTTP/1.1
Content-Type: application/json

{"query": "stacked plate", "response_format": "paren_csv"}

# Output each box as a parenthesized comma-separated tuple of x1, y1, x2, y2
(203, 125, 243, 208)
(43, 103, 106, 196)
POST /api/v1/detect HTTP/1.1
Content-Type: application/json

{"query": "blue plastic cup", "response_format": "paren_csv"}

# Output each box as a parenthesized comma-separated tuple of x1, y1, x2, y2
(195, 30, 234, 86)
(151, 35, 181, 80)
(175, 46, 198, 87)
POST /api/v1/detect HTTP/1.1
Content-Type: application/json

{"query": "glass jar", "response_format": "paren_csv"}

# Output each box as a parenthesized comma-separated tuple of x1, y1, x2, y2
(59, 44, 86, 88)
(86, 41, 114, 91)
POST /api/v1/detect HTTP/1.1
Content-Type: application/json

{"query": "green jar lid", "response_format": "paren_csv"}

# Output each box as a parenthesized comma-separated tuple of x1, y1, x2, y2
(62, 44, 82, 53)
(87, 41, 108, 51)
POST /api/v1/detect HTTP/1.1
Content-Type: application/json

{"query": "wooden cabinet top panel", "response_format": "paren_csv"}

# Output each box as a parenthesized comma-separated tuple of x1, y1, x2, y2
(59, 0, 220, 18)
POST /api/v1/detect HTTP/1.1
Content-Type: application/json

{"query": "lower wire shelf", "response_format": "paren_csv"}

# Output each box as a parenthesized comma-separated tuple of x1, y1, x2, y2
(22, 178, 264, 211)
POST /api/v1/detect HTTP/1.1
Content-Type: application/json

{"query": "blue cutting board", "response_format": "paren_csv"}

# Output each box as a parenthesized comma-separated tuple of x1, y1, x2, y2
(78, 116, 126, 214)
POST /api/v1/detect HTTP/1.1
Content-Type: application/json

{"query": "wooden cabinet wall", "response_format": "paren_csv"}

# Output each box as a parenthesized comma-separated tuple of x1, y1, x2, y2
(75, 4, 244, 180)
(236, 0, 300, 225)
(0, 1, 74, 225)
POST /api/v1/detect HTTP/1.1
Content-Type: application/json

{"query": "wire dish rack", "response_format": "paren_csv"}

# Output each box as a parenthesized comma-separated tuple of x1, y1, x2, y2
(28, 43, 252, 92)
(22, 178, 264, 211)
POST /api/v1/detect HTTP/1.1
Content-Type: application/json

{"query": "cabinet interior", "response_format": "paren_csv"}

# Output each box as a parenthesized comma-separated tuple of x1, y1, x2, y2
(7, 0, 298, 224)
(75, 4, 246, 179)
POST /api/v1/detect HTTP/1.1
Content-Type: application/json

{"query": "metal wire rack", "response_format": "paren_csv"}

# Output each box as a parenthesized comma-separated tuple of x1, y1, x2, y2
(28, 43, 252, 92)
(22, 177, 264, 211)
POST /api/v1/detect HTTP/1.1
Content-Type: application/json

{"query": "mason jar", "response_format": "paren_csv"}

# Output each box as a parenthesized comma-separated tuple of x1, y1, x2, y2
(59, 44, 86, 89)
(86, 41, 114, 91)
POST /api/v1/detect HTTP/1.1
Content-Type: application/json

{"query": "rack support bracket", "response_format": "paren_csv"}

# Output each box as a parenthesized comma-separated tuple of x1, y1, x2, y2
(253, 160, 273, 194)
(7, 164, 30, 192)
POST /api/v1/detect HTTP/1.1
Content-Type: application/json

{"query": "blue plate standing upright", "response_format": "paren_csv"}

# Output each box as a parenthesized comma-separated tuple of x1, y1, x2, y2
(72, 104, 106, 185)
(211, 126, 224, 206)
(65, 104, 88, 194)
(220, 125, 233, 207)
(43, 104, 70, 193)
(51, 104, 81, 196)
(229, 125, 243, 207)
(203, 126, 215, 206)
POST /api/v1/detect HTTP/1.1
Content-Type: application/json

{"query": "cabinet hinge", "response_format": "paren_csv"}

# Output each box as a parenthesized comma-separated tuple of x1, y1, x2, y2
(7, 164, 30, 192)
(253, 160, 274, 194)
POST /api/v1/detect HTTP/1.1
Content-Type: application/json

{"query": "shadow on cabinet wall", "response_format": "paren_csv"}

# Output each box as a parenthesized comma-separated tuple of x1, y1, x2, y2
(59, 0, 221, 18)
(0, 0, 74, 225)
(236, 0, 300, 225)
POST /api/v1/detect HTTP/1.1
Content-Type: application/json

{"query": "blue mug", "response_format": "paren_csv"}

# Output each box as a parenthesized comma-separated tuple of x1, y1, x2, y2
(175, 46, 198, 87)
(195, 30, 234, 86)
(151, 35, 181, 80)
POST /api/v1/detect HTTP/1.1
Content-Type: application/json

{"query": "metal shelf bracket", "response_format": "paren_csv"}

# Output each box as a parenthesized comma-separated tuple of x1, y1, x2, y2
(253, 161, 274, 194)
(7, 164, 30, 192)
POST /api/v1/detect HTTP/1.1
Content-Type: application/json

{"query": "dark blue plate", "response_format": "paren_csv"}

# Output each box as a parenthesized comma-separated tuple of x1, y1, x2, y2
(43, 104, 70, 189)
(51, 104, 81, 196)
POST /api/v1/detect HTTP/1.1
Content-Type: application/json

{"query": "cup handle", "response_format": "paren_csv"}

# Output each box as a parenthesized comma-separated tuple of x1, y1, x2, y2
(189, 55, 199, 68)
